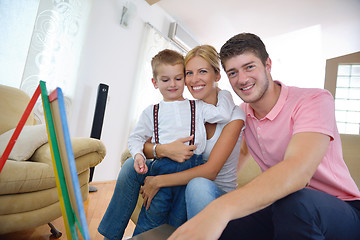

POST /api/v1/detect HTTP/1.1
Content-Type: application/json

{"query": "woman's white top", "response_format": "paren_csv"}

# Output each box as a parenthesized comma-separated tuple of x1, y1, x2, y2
(203, 107, 246, 192)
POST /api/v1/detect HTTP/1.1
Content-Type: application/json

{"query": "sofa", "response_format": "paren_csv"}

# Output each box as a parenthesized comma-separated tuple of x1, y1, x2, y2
(121, 134, 360, 225)
(0, 84, 107, 235)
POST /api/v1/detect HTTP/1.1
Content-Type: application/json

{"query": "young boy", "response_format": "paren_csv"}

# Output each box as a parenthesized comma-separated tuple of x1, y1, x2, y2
(128, 49, 235, 234)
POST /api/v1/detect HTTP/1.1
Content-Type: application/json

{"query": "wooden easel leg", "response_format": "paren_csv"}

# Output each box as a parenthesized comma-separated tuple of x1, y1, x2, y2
(48, 222, 62, 239)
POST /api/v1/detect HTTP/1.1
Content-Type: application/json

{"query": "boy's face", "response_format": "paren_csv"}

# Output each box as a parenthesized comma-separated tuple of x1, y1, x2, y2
(152, 63, 185, 102)
(223, 52, 271, 104)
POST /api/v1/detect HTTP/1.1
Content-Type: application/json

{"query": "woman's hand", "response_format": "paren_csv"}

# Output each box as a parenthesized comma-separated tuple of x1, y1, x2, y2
(157, 135, 197, 163)
(140, 176, 160, 210)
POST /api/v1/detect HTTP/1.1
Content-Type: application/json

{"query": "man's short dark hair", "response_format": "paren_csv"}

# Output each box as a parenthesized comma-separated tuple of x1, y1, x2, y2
(220, 33, 269, 70)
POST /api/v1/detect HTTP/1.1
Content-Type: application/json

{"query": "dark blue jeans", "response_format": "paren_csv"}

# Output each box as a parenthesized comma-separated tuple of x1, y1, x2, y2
(219, 188, 360, 240)
(98, 157, 147, 240)
(98, 155, 204, 240)
(133, 154, 204, 235)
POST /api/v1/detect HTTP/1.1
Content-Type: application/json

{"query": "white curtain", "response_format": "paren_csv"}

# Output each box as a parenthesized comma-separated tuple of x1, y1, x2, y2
(20, 0, 91, 123)
(128, 23, 190, 132)
(0, 0, 39, 88)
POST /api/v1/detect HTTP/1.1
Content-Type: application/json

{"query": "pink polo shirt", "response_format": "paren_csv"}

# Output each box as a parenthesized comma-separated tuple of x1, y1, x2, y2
(241, 81, 360, 201)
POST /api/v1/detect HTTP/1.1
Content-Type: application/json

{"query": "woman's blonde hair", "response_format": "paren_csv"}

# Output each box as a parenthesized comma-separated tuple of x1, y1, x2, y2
(184, 45, 220, 74)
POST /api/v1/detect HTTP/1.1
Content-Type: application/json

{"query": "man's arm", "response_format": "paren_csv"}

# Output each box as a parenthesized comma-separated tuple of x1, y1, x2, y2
(168, 132, 330, 240)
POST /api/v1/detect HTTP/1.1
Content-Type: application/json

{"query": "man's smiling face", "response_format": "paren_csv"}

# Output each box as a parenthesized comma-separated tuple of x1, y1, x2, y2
(224, 52, 271, 104)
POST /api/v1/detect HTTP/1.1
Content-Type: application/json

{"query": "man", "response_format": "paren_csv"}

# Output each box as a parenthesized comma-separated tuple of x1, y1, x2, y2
(169, 33, 360, 239)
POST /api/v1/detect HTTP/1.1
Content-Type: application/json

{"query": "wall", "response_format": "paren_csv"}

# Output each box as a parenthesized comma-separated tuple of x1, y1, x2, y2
(265, 0, 360, 90)
(70, 0, 175, 181)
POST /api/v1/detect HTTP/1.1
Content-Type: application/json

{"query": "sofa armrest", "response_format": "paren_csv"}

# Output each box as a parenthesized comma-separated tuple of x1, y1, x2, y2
(31, 137, 106, 172)
(121, 149, 132, 166)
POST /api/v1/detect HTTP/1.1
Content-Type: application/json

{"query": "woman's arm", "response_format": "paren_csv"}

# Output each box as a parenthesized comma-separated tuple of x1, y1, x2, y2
(168, 132, 330, 240)
(141, 119, 244, 209)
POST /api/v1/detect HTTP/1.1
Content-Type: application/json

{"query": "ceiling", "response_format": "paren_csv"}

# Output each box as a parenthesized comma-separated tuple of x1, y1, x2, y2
(155, 0, 359, 50)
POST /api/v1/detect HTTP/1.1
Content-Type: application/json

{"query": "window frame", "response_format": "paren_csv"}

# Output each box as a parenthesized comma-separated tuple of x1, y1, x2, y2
(324, 51, 360, 135)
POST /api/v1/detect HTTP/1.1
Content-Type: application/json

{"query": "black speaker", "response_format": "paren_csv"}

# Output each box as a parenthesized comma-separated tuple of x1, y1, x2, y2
(89, 83, 109, 183)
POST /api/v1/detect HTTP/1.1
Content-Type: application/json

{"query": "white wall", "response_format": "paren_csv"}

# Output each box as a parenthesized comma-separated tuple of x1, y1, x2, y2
(264, 0, 360, 90)
(70, 0, 175, 181)
(71, 0, 360, 182)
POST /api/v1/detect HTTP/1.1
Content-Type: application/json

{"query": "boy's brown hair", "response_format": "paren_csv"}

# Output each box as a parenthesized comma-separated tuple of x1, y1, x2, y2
(220, 33, 269, 71)
(151, 49, 185, 79)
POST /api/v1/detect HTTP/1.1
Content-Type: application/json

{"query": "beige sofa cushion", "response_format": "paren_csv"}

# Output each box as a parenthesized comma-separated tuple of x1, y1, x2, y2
(0, 137, 106, 195)
(0, 182, 90, 234)
(0, 124, 48, 161)
(0, 170, 90, 216)
(0, 158, 55, 195)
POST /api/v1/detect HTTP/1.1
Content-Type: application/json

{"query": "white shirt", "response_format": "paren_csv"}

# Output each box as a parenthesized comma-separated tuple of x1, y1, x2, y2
(128, 90, 235, 159)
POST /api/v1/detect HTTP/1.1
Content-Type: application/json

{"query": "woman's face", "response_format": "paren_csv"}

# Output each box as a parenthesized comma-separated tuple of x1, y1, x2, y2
(185, 56, 220, 104)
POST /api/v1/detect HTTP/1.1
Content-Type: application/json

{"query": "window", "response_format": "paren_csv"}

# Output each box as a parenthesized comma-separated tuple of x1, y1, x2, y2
(335, 65, 360, 134)
(325, 52, 360, 135)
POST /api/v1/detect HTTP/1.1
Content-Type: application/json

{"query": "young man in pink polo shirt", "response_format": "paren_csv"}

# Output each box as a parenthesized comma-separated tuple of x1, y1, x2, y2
(169, 33, 360, 240)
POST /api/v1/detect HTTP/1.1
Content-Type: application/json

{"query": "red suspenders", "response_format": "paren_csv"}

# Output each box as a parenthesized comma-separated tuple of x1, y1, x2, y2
(153, 103, 160, 144)
(153, 100, 195, 145)
(189, 100, 195, 145)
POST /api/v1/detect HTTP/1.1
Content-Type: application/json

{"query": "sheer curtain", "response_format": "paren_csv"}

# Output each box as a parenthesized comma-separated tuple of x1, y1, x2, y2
(0, 0, 39, 88)
(20, 0, 91, 123)
(128, 23, 191, 132)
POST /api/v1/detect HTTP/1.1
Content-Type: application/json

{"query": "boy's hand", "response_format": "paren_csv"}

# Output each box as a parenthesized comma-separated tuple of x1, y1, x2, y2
(158, 135, 197, 163)
(134, 154, 148, 174)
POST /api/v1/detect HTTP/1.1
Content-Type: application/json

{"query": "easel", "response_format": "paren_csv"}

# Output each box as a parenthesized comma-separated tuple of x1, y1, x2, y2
(0, 81, 89, 239)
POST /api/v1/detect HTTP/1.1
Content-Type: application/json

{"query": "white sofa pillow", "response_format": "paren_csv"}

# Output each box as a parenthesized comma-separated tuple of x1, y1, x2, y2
(0, 124, 48, 161)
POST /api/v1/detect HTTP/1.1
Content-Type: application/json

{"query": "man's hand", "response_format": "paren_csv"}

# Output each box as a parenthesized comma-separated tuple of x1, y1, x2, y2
(134, 154, 148, 174)
(140, 176, 160, 210)
(158, 135, 197, 163)
(168, 203, 228, 240)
